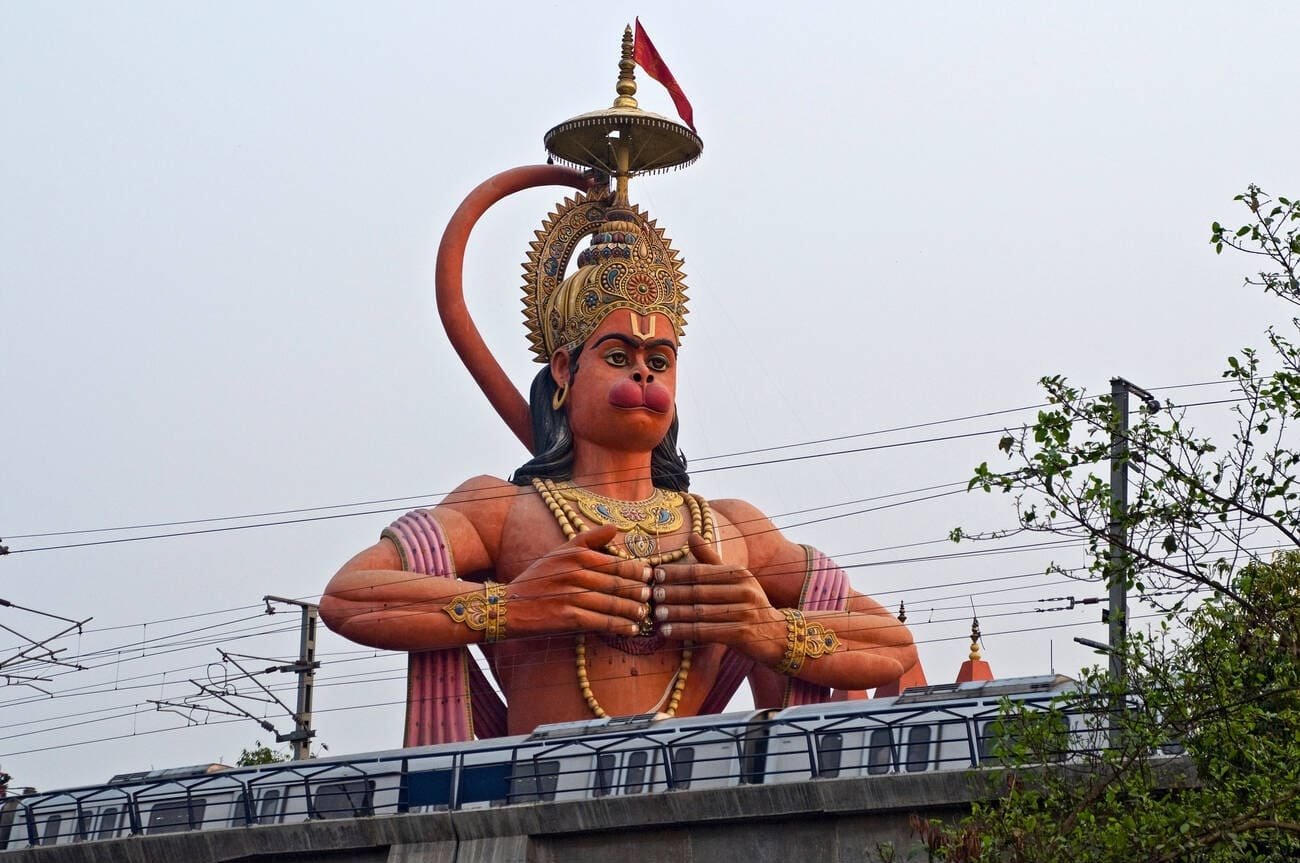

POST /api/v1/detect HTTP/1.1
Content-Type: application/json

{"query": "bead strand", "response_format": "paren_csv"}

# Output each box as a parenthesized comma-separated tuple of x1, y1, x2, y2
(535, 477, 709, 719)
(534, 478, 710, 566)
(575, 633, 693, 719)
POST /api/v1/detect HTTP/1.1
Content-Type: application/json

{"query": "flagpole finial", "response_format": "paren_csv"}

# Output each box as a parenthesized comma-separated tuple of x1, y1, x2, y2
(614, 25, 638, 109)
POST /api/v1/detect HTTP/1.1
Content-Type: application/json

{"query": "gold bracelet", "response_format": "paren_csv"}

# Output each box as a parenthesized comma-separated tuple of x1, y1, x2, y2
(442, 581, 508, 643)
(774, 608, 841, 676)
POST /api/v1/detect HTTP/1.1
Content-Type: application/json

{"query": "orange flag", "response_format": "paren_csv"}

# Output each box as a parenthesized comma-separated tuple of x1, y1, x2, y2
(633, 19, 696, 133)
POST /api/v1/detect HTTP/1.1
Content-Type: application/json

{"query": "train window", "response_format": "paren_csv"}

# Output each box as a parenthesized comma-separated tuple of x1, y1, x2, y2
(508, 760, 560, 803)
(258, 789, 284, 824)
(816, 732, 844, 778)
(313, 781, 374, 819)
(75, 810, 92, 841)
(978, 716, 1064, 764)
(0, 799, 18, 850)
(233, 792, 251, 825)
(41, 814, 62, 845)
(978, 719, 1027, 765)
(96, 807, 122, 840)
(741, 725, 769, 784)
(625, 750, 649, 794)
(594, 754, 617, 798)
(146, 798, 208, 834)
(670, 747, 695, 789)
(977, 720, 996, 764)
(905, 725, 932, 773)
(1045, 714, 1071, 763)
(405, 769, 454, 809)
(867, 728, 894, 775)
(459, 763, 511, 806)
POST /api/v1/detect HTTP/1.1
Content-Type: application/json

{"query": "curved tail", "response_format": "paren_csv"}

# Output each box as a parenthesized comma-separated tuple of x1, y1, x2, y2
(434, 165, 593, 453)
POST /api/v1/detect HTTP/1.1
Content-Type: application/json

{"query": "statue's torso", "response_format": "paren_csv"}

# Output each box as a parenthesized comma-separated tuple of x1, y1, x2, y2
(479, 486, 741, 732)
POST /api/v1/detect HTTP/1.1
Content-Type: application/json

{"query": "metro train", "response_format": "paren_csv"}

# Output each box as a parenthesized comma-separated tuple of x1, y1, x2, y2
(0, 674, 1099, 851)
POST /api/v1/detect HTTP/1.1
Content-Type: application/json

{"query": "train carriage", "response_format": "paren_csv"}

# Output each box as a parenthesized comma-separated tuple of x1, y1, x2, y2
(760, 675, 1082, 782)
(0, 675, 1093, 851)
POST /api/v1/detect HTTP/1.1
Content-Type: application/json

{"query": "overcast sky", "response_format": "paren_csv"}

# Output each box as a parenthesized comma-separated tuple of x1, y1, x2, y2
(2, 2, 1297, 790)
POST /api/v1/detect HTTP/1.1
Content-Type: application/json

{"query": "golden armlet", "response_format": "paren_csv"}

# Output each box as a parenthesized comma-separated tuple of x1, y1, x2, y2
(442, 582, 507, 643)
(774, 608, 841, 676)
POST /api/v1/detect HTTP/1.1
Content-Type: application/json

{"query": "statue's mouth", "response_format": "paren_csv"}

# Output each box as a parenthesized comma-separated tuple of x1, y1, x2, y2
(609, 380, 672, 413)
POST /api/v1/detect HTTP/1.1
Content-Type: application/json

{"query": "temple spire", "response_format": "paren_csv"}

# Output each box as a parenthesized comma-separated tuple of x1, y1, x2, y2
(955, 615, 993, 683)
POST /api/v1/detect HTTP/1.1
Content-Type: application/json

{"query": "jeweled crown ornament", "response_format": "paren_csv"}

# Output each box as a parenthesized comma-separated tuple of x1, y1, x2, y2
(522, 25, 702, 362)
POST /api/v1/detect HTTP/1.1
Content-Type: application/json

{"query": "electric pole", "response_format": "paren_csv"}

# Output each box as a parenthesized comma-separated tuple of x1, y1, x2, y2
(263, 595, 319, 761)
(1105, 377, 1159, 685)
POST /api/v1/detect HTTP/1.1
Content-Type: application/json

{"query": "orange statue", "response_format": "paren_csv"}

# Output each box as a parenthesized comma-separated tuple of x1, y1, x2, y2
(320, 28, 919, 745)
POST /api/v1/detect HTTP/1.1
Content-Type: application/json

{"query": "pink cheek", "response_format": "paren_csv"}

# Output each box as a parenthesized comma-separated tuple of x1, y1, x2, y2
(644, 383, 673, 413)
(609, 380, 644, 408)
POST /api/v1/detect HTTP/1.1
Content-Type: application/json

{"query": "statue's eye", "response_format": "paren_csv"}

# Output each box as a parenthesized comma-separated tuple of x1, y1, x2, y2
(605, 350, 628, 367)
(647, 355, 671, 372)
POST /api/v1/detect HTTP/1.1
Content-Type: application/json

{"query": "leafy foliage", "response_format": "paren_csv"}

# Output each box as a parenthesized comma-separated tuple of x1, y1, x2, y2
(965, 187, 1300, 613)
(917, 187, 1300, 861)
(236, 740, 289, 767)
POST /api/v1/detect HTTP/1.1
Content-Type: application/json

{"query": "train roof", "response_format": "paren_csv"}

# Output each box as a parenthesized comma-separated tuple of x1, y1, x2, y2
(769, 674, 1078, 722)
(893, 674, 1077, 704)
(107, 763, 233, 784)
(527, 707, 766, 741)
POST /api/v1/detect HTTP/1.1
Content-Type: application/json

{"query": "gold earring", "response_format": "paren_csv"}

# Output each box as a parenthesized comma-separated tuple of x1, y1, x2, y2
(552, 384, 568, 410)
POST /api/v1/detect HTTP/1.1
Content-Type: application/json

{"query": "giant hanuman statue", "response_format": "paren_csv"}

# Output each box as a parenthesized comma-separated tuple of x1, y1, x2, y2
(321, 25, 921, 746)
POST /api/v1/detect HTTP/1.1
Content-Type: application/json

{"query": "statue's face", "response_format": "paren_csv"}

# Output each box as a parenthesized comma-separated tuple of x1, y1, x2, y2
(552, 310, 678, 453)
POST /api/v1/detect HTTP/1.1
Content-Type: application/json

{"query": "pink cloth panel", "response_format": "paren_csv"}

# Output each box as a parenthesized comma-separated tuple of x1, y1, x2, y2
(785, 546, 849, 707)
(383, 509, 507, 744)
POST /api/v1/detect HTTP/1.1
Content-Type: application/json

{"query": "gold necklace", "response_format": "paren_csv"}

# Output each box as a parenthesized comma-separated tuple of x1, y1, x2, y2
(532, 477, 714, 566)
(532, 477, 714, 718)
(551, 481, 685, 559)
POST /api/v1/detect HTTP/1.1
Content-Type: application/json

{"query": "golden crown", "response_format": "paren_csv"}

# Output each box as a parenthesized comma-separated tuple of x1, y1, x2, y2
(521, 25, 701, 363)
(522, 196, 687, 361)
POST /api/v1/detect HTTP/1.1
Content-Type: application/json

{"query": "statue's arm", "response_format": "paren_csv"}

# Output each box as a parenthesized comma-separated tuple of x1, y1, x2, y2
(320, 476, 652, 650)
(320, 510, 492, 651)
(656, 498, 919, 690)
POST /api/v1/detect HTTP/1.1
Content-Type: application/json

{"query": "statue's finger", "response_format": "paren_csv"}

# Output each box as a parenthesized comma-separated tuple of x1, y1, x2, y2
(688, 531, 723, 566)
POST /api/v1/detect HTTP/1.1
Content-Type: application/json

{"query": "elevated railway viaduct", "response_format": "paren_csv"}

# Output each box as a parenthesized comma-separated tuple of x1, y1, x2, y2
(3, 769, 989, 863)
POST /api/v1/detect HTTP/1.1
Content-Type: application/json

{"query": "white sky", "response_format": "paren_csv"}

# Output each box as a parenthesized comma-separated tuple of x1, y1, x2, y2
(2, 1, 1297, 790)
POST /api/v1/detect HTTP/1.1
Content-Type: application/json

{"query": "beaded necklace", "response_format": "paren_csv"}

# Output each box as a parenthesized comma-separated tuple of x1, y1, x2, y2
(532, 478, 714, 565)
(532, 477, 713, 718)
(549, 481, 684, 558)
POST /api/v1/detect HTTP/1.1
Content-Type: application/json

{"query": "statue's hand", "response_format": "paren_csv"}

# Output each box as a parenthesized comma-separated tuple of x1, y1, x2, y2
(505, 525, 654, 638)
(650, 533, 785, 657)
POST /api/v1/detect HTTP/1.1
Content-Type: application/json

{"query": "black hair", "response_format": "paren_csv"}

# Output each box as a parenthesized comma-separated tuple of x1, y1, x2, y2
(510, 346, 690, 491)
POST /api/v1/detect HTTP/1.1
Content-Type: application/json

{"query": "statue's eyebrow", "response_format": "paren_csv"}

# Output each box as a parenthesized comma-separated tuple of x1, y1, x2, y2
(590, 334, 678, 355)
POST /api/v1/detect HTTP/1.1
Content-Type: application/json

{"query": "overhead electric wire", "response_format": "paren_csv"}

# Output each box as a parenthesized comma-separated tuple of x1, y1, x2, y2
(0, 561, 1108, 718)
(1, 553, 1198, 721)
(2, 383, 1257, 556)
(5, 379, 1284, 753)
(7, 375, 1239, 544)
(5, 507, 1277, 686)
(8, 397, 1058, 542)
(7, 515, 1254, 686)
(0, 607, 1182, 761)
(7, 529, 1244, 716)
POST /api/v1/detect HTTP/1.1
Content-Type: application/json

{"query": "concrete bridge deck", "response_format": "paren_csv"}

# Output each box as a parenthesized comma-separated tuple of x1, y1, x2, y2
(3, 769, 991, 863)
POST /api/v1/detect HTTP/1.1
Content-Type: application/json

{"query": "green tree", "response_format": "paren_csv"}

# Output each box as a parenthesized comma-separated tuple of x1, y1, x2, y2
(964, 186, 1300, 609)
(925, 187, 1300, 862)
(236, 740, 289, 767)
(918, 554, 1300, 862)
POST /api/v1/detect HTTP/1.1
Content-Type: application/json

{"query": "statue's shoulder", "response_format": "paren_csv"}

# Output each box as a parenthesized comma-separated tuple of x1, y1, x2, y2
(706, 497, 777, 536)
(438, 475, 532, 518)
(706, 497, 800, 578)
